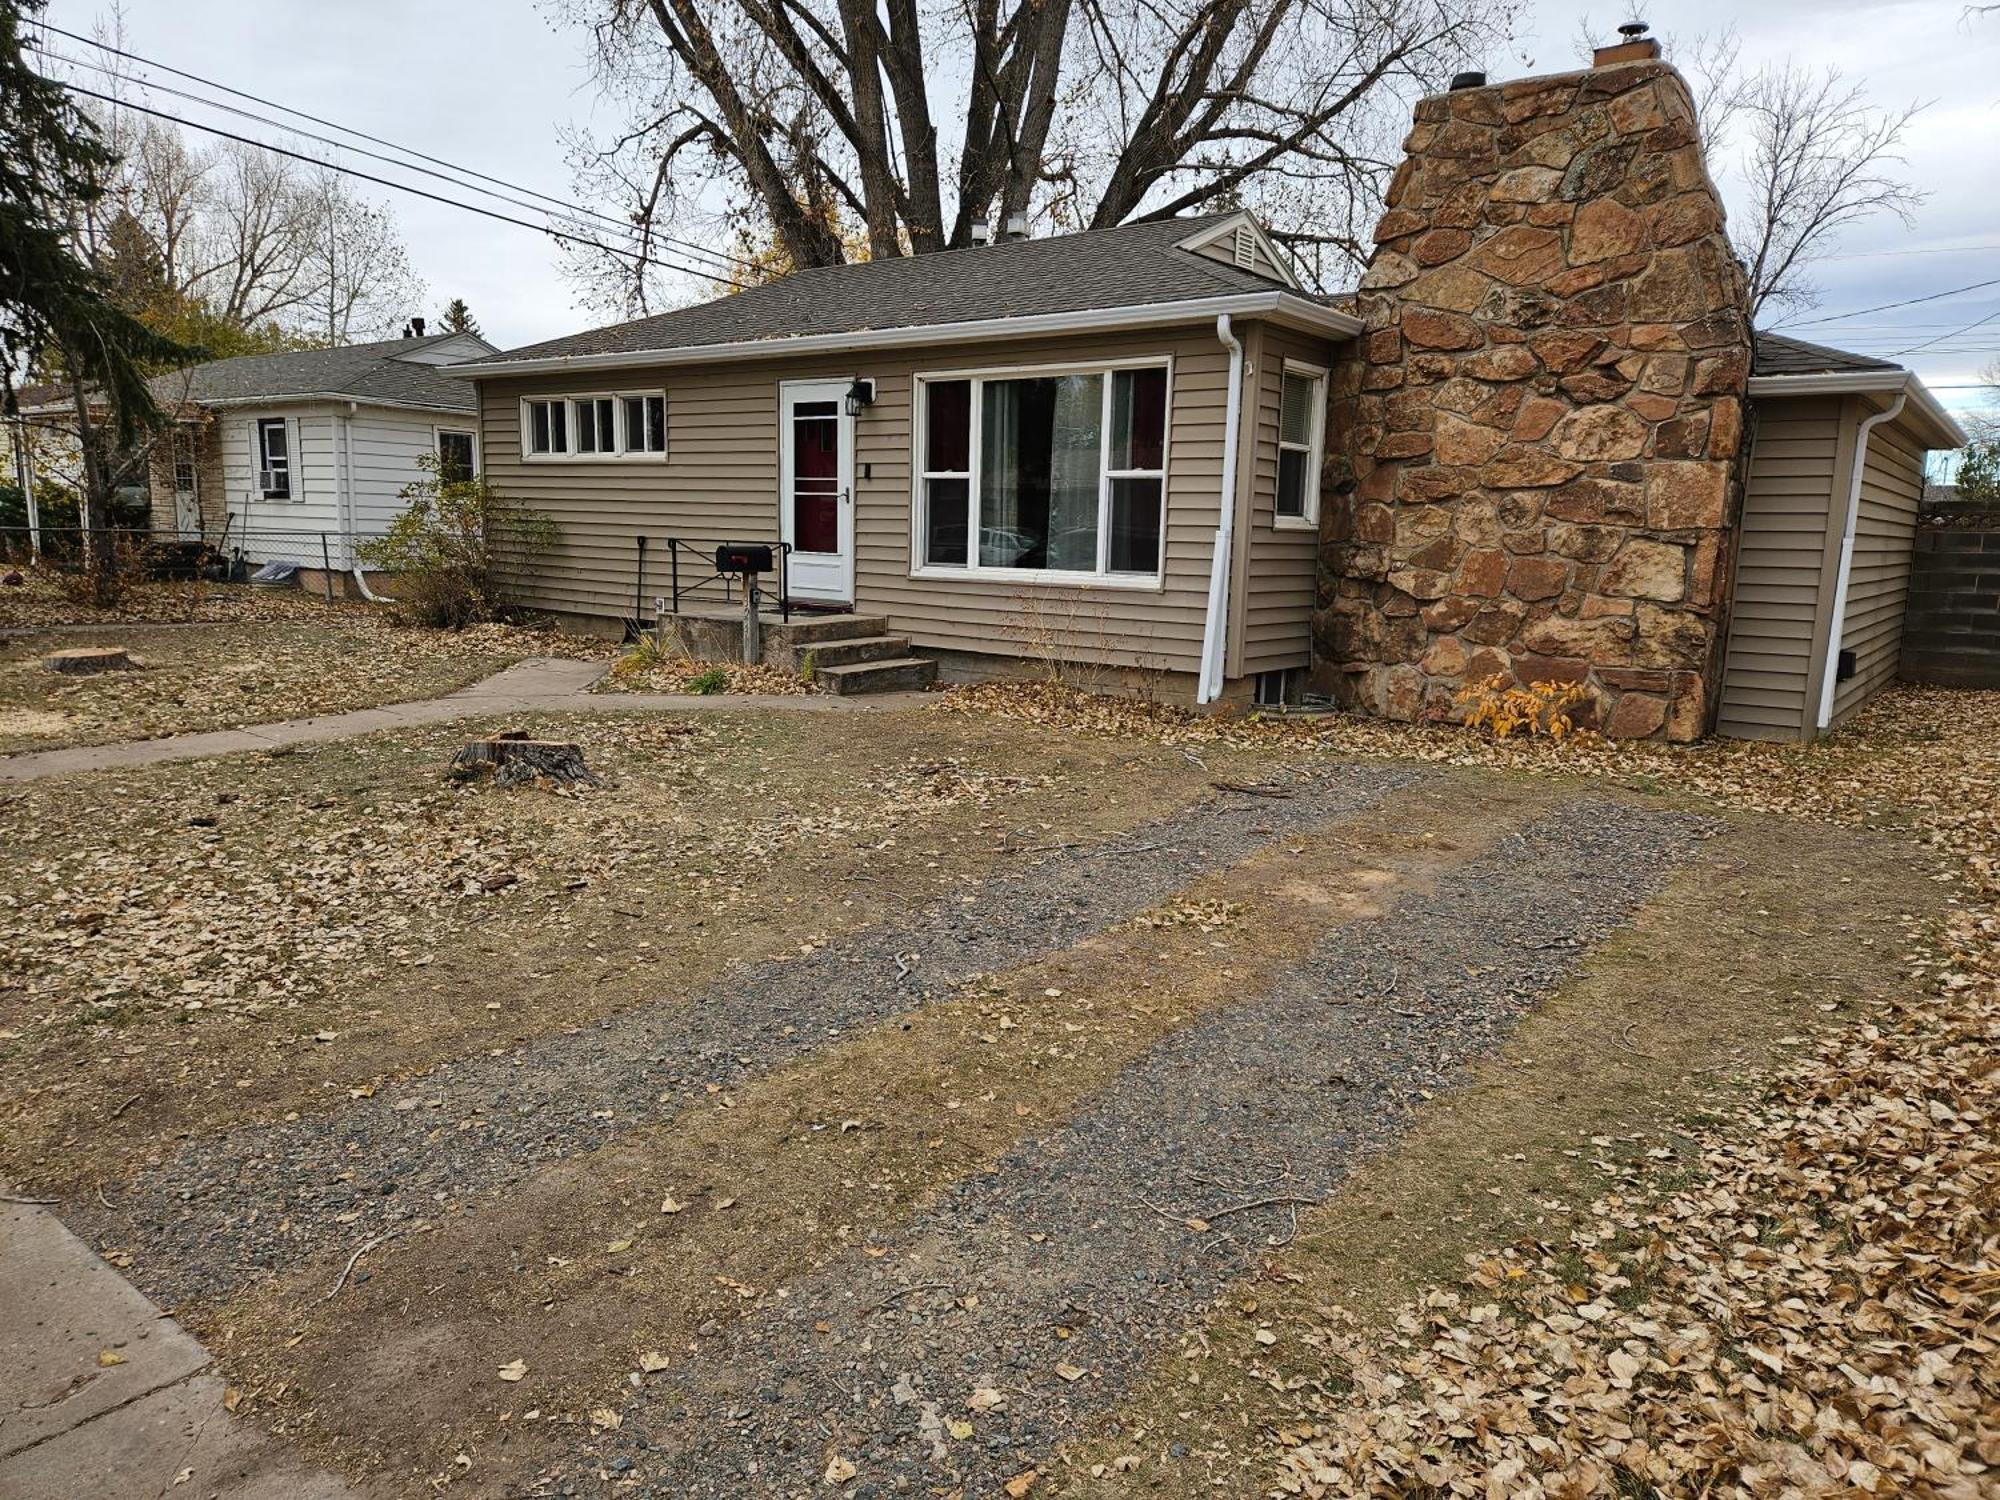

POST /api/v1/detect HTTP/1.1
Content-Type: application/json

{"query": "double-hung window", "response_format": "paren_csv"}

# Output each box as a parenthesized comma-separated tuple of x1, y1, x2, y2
(256, 417, 291, 499)
(1274, 362, 1327, 526)
(916, 360, 1169, 581)
(523, 391, 666, 459)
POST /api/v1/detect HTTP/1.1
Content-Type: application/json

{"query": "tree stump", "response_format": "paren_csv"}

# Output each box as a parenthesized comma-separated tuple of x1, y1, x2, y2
(450, 730, 598, 787)
(43, 646, 134, 675)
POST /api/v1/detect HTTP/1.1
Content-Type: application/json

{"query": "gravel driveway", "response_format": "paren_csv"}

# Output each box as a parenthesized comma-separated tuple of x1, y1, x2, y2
(531, 799, 1714, 1497)
(78, 763, 1422, 1308)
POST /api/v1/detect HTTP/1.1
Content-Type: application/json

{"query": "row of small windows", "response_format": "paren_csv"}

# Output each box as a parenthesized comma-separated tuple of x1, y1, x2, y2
(525, 393, 666, 457)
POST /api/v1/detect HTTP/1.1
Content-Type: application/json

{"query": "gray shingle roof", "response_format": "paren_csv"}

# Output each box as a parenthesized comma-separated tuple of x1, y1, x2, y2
(466, 213, 1298, 365)
(1753, 332, 1901, 377)
(151, 333, 489, 411)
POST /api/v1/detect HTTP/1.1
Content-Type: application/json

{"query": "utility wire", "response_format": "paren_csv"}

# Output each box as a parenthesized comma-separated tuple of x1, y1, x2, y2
(34, 42, 754, 278)
(1895, 307, 2000, 358)
(55, 81, 737, 289)
(1775, 277, 2000, 329)
(35, 21, 757, 277)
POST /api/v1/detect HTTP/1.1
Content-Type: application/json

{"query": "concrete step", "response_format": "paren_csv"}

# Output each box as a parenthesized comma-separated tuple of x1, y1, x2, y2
(799, 634, 915, 669)
(814, 656, 938, 695)
(766, 613, 891, 645)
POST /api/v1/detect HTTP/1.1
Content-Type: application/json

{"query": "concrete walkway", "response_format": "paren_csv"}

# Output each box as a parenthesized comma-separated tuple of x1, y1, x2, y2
(0, 656, 928, 782)
(0, 1194, 360, 1499)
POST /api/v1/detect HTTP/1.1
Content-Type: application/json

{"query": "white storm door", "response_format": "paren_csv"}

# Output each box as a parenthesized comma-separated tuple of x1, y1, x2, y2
(778, 380, 854, 604)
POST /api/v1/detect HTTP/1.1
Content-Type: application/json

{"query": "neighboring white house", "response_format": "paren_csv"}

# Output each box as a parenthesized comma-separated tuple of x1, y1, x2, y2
(143, 327, 495, 567)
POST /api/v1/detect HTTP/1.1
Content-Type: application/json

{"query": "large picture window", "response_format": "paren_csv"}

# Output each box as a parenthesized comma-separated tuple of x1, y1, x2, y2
(916, 360, 1169, 581)
(523, 391, 666, 459)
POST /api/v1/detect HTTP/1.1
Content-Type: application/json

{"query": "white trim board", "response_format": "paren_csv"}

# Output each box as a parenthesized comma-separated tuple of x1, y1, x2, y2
(446, 291, 1363, 380)
(1748, 370, 1967, 449)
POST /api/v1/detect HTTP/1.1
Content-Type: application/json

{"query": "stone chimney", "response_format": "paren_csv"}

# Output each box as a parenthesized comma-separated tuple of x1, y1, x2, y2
(1315, 52, 1751, 740)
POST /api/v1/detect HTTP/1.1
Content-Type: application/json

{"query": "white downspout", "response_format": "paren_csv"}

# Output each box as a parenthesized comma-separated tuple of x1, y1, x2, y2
(1197, 314, 1246, 703)
(339, 401, 393, 604)
(1816, 390, 1905, 732)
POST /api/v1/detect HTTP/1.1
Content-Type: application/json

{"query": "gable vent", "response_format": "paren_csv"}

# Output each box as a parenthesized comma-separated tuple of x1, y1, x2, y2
(1233, 225, 1258, 268)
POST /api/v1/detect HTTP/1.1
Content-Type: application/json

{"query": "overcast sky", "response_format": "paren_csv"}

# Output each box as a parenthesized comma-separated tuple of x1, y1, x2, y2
(39, 0, 2000, 425)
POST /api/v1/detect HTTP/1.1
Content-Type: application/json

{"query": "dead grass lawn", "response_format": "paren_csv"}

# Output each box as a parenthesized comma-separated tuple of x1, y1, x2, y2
(0, 705, 1282, 1194)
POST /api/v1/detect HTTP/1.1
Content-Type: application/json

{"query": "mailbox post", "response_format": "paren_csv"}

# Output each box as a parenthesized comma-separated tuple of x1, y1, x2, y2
(714, 543, 776, 664)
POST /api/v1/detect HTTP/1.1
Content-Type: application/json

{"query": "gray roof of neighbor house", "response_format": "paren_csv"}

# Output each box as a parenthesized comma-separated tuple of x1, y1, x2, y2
(461, 213, 1321, 368)
(149, 333, 490, 411)
(1752, 332, 1901, 376)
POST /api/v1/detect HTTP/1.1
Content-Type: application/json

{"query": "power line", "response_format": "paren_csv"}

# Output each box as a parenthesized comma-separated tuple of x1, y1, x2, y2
(1775, 277, 2000, 329)
(34, 42, 747, 277)
(1895, 307, 2000, 358)
(1821, 243, 2000, 261)
(34, 21, 756, 278)
(55, 81, 736, 289)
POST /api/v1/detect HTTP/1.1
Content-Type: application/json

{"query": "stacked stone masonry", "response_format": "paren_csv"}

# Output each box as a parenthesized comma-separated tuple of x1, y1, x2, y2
(1314, 60, 1753, 741)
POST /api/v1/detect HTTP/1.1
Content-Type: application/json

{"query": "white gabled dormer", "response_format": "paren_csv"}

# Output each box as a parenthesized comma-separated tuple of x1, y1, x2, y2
(1175, 212, 1302, 289)
(391, 332, 498, 366)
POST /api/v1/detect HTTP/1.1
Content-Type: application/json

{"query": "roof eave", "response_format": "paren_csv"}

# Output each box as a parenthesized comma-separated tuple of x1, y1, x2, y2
(448, 291, 1363, 379)
(195, 391, 478, 415)
(1747, 370, 1968, 449)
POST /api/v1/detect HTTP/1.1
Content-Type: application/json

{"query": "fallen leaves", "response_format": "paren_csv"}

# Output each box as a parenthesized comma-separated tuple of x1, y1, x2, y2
(822, 1454, 857, 1485)
(495, 1360, 527, 1383)
(1244, 684, 2000, 1499)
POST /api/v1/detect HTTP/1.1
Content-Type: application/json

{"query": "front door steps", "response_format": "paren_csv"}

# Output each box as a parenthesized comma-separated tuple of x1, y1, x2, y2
(770, 614, 937, 695)
(660, 609, 938, 694)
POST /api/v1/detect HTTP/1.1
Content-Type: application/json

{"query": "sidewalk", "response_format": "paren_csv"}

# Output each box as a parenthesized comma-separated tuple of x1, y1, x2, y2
(0, 656, 926, 782)
(0, 1194, 360, 1499)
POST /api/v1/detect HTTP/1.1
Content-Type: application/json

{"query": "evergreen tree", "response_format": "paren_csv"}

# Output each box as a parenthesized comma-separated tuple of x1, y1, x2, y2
(439, 297, 481, 337)
(1, 0, 198, 582)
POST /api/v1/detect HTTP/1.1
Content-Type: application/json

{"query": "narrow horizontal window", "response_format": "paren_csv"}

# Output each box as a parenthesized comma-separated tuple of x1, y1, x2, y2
(524, 392, 665, 458)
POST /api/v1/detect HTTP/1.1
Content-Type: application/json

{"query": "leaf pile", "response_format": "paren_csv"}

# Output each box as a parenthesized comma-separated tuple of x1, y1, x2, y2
(942, 680, 1999, 1497)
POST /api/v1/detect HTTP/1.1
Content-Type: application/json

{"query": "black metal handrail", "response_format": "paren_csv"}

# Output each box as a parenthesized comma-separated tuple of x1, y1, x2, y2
(652, 536, 793, 624)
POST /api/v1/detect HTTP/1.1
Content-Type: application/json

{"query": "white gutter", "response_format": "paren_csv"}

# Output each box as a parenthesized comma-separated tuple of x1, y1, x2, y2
(1815, 391, 1906, 732)
(1197, 314, 1246, 704)
(447, 290, 1362, 381)
(1748, 370, 1966, 449)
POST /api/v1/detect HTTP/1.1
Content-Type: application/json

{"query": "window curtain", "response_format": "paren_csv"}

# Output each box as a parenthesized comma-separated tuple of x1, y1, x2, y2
(979, 374, 1103, 570)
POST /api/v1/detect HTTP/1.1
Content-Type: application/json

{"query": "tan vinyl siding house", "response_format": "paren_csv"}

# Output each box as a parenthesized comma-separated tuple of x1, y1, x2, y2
(476, 322, 1296, 679)
(455, 212, 1352, 699)
(1715, 336, 1965, 742)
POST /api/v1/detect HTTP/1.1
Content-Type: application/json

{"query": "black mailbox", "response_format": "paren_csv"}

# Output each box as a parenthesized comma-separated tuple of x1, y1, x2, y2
(715, 542, 774, 574)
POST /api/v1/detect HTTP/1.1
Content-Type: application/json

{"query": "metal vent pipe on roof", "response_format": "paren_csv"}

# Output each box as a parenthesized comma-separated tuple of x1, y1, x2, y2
(1449, 71, 1486, 90)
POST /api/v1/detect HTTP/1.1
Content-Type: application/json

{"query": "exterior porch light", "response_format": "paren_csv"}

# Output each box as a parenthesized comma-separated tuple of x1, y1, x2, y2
(845, 377, 875, 417)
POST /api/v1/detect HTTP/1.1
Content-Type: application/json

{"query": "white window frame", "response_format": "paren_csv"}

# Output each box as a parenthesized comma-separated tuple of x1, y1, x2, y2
(255, 416, 292, 500)
(519, 390, 668, 462)
(1273, 359, 1327, 531)
(910, 354, 1173, 590)
(433, 425, 480, 481)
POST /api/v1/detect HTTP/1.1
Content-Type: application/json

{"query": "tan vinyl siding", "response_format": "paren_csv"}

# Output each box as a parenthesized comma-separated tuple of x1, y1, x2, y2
(477, 323, 1249, 675)
(1829, 416, 1924, 725)
(1234, 323, 1338, 677)
(1716, 396, 1847, 741)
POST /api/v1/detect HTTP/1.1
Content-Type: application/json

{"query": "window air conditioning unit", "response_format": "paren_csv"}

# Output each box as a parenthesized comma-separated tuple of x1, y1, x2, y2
(257, 469, 287, 493)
